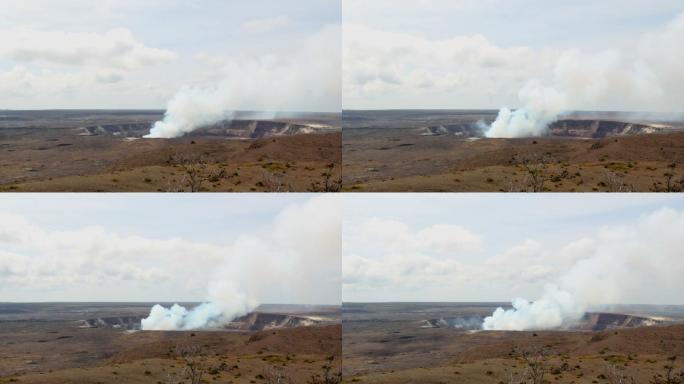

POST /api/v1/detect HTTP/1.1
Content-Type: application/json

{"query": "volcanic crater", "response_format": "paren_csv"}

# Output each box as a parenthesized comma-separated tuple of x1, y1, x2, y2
(80, 119, 338, 139)
(0, 110, 342, 192)
(79, 311, 339, 332)
(419, 312, 666, 331)
(415, 119, 675, 138)
(342, 109, 684, 192)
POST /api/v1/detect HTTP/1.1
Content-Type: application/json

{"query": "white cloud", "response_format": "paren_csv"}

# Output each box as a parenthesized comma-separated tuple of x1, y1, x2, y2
(94, 69, 125, 84)
(0, 212, 214, 291)
(343, 206, 684, 305)
(343, 24, 551, 109)
(343, 3, 684, 112)
(343, 218, 490, 300)
(343, 253, 470, 291)
(345, 218, 482, 257)
(0, 0, 187, 29)
(0, 27, 176, 70)
(0, 195, 341, 304)
(342, 243, 558, 302)
(0, 26, 176, 106)
(241, 15, 293, 33)
(0, 66, 131, 97)
(0, 0, 337, 109)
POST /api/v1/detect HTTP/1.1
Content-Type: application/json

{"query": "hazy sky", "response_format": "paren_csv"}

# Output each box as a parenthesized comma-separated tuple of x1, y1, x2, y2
(0, 194, 341, 304)
(343, 194, 684, 304)
(343, 0, 684, 110)
(0, 0, 340, 110)
(4, 193, 684, 306)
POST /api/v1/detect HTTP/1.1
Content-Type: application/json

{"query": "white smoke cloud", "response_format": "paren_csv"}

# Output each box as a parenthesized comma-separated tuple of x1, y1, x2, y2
(141, 195, 342, 330)
(145, 24, 341, 138)
(0, 196, 340, 324)
(486, 11, 684, 138)
(141, 282, 258, 331)
(485, 83, 567, 138)
(139, 249, 264, 331)
(483, 208, 684, 330)
(482, 285, 584, 331)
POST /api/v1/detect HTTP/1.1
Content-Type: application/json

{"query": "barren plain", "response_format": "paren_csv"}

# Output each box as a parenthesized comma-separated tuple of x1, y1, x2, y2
(342, 302, 684, 383)
(342, 110, 684, 192)
(0, 110, 341, 192)
(0, 303, 341, 384)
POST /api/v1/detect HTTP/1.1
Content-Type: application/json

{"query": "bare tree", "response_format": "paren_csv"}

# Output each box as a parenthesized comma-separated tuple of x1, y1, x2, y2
(600, 356, 684, 384)
(604, 171, 635, 192)
(521, 347, 547, 384)
(165, 373, 184, 384)
(507, 179, 527, 193)
(650, 356, 684, 384)
(166, 153, 227, 192)
(513, 154, 552, 192)
(308, 356, 342, 384)
(309, 163, 342, 192)
(605, 364, 639, 384)
(652, 163, 684, 192)
(507, 347, 548, 384)
(163, 179, 185, 193)
(261, 171, 292, 192)
(167, 153, 208, 192)
(507, 371, 530, 384)
(556, 356, 684, 384)
(664, 163, 683, 193)
(263, 365, 295, 384)
(166, 345, 207, 384)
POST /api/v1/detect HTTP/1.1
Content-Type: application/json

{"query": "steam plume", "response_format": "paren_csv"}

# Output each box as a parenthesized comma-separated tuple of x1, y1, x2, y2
(145, 25, 340, 138)
(485, 11, 684, 138)
(483, 207, 684, 331)
(485, 83, 566, 138)
(482, 285, 583, 331)
(141, 195, 341, 331)
(141, 281, 257, 331)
